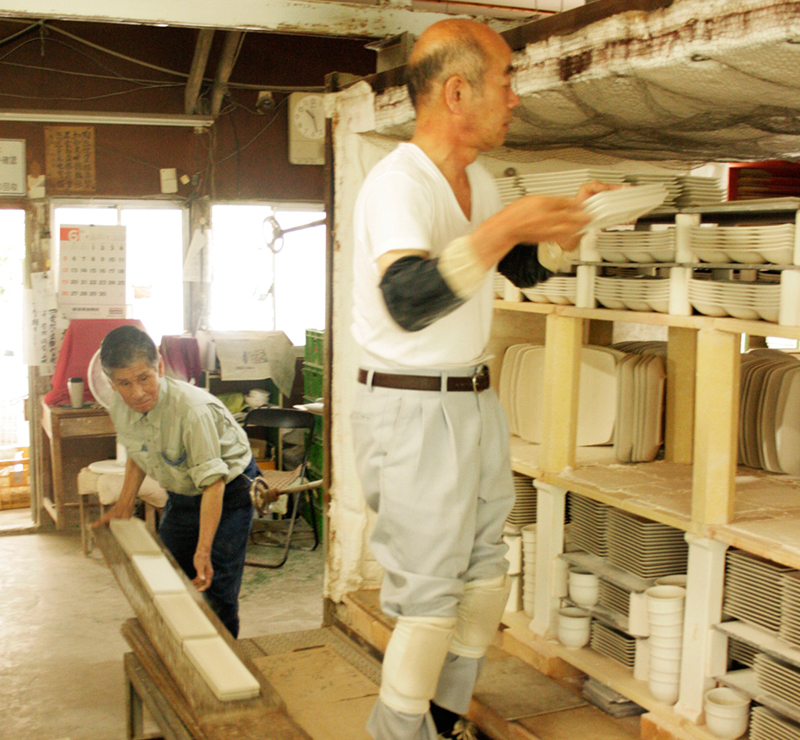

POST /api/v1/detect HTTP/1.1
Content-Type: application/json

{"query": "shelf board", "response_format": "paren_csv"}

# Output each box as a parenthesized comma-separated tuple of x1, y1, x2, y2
(715, 620, 800, 673)
(717, 668, 800, 727)
(502, 611, 720, 740)
(560, 551, 652, 594)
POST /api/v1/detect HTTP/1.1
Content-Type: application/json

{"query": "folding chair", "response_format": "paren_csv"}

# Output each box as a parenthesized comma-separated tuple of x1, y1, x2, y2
(243, 407, 321, 568)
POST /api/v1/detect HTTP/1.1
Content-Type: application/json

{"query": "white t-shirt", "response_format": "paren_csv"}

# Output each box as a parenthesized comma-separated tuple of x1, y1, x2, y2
(352, 143, 503, 369)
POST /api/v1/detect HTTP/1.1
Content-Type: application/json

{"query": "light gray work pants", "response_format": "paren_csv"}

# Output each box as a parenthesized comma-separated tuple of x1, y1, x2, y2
(351, 367, 515, 740)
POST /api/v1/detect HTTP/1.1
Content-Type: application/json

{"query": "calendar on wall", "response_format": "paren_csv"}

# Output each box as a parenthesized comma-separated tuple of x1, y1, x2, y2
(58, 225, 127, 318)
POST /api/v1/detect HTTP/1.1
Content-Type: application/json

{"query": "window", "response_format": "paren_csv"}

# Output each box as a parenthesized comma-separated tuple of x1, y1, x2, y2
(52, 203, 185, 344)
(209, 204, 326, 346)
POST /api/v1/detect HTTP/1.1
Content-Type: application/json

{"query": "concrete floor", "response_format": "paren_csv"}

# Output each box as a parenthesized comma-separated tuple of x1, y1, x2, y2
(0, 519, 324, 740)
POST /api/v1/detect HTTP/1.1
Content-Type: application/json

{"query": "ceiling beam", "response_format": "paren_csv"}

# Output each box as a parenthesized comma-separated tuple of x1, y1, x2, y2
(0, 0, 460, 38)
(209, 30, 242, 117)
(185, 28, 215, 116)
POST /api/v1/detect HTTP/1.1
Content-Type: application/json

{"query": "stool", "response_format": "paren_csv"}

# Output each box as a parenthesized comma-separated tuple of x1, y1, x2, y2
(78, 467, 168, 555)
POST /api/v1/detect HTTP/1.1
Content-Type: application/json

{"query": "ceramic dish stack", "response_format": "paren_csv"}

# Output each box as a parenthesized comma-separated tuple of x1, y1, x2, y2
(506, 473, 537, 530)
(645, 585, 686, 705)
(675, 176, 726, 207)
(689, 223, 795, 265)
(517, 168, 626, 197)
(607, 510, 688, 580)
(738, 350, 800, 474)
(522, 523, 537, 616)
(494, 175, 526, 206)
(688, 275, 781, 321)
(520, 276, 578, 305)
(728, 638, 758, 668)
(750, 706, 800, 740)
(598, 579, 632, 619)
(723, 549, 796, 632)
(614, 352, 667, 463)
(590, 621, 636, 668)
(595, 229, 676, 263)
(567, 492, 610, 557)
(624, 174, 681, 208)
(611, 341, 667, 356)
(780, 573, 800, 649)
(595, 275, 671, 313)
(754, 653, 800, 711)
(582, 183, 668, 231)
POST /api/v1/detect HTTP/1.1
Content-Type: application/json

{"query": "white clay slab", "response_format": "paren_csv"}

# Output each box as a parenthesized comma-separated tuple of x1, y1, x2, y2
(110, 518, 162, 556)
(131, 554, 187, 596)
(183, 635, 261, 701)
(154, 592, 217, 641)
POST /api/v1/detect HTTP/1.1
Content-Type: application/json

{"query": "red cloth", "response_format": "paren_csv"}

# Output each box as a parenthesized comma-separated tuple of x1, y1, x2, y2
(160, 335, 203, 385)
(44, 318, 145, 407)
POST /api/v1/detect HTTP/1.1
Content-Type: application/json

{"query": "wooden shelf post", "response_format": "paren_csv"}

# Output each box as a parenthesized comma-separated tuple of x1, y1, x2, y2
(665, 326, 697, 464)
(530, 481, 567, 640)
(676, 535, 729, 724)
(541, 314, 583, 474)
(692, 329, 740, 526)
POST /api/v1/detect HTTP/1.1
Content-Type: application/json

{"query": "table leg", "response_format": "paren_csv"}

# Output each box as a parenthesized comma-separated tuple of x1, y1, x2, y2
(126, 657, 145, 740)
(50, 430, 65, 529)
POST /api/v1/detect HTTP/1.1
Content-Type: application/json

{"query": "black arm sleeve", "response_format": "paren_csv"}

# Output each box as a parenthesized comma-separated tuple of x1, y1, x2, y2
(498, 243, 554, 289)
(379, 255, 466, 332)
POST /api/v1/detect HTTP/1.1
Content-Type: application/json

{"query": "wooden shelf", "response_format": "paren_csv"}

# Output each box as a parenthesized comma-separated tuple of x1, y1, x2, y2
(502, 611, 720, 740)
(717, 668, 800, 727)
(560, 551, 652, 594)
(715, 620, 800, 673)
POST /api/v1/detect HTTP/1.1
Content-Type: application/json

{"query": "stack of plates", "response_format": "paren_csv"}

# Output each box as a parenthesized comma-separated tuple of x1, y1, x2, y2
(614, 353, 666, 463)
(500, 344, 623, 446)
(689, 223, 795, 265)
(582, 184, 668, 231)
(518, 168, 626, 197)
(751, 706, 800, 740)
(781, 573, 800, 648)
(495, 176, 526, 205)
(595, 230, 676, 263)
(738, 350, 800, 474)
(675, 176, 726, 206)
(568, 492, 610, 557)
(728, 637, 758, 668)
(611, 341, 667, 356)
(723, 549, 796, 631)
(755, 652, 800, 709)
(595, 276, 670, 313)
(590, 621, 636, 668)
(607, 510, 688, 579)
(599, 579, 631, 618)
(624, 174, 681, 208)
(494, 272, 510, 298)
(688, 277, 781, 321)
(521, 276, 578, 305)
(506, 473, 537, 530)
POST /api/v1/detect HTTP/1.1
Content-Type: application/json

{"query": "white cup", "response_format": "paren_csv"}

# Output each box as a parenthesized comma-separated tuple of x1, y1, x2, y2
(568, 568, 599, 607)
(68, 377, 84, 409)
(557, 606, 591, 649)
(704, 688, 750, 738)
(645, 585, 686, 614)
(649, 672, 680, 704)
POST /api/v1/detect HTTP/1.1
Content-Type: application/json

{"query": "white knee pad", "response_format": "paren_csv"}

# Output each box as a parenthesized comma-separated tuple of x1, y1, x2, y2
(450, 575, 511, 660)
(379, 615, 457, 717)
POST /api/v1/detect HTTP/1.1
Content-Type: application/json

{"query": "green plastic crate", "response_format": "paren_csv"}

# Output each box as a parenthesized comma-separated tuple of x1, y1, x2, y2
(305, 329, 324, 367)
(308, 439, 323, 474)
(303, 364, 323, 400)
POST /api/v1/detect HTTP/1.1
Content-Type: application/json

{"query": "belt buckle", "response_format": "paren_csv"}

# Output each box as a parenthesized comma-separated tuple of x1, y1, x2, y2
(472, 365, 489, 393)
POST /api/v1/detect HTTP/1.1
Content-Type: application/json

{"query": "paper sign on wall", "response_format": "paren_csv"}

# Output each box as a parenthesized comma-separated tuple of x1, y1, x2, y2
(58, 224, 127, 318)
(44, 126, 96, 194)
(0, 139, 25, 196)
(23, 271, 69, 373)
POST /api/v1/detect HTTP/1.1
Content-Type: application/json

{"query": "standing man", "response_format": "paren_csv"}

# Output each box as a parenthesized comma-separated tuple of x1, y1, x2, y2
(94, 325, 257, 638)
(350, 19, 613, 740)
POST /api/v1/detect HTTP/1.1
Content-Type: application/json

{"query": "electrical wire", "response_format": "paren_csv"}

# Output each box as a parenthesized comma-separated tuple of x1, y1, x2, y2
(0, 20, 43, 49)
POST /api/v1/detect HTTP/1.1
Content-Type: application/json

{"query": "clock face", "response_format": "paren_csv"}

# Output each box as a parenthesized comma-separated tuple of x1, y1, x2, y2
(293, 95, 324, 140)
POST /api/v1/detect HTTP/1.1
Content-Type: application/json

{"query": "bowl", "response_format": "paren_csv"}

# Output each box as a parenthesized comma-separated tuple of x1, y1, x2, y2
(568, 569, 599, 607)
(704, 688, 750, 717)
(649, 622, 684, 638)
(557, 607, 591, 649)
(650, 644, 683, 660)
(645, 585, 686, 614)
(649, 673, 679, 704)
(649, 611, 684, 626)
(705, 711, 749, 739)
(649, 635, 683, 650)
(650, 654, 681, 674)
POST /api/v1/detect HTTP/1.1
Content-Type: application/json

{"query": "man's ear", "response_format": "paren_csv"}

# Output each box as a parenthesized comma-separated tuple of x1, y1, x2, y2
(443, 75, 467, 113)
(157, 356, 166, 378)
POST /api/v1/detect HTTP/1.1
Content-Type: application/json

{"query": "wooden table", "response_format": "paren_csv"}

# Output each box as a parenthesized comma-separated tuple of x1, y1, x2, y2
(40, 400, 116, 529)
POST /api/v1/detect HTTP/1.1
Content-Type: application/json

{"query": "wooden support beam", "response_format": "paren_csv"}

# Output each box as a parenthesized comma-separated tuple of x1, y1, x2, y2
(692, 329, 740, 527)
(185, 28, 215, 116)
(209, 31, 243, 117)
(541, 313, 583, 474)
(665, 326, 697, 465)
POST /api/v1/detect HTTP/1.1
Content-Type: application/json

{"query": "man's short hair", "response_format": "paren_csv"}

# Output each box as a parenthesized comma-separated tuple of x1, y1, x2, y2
(407, 29, 489, 109)
(100, 325, 158, 376)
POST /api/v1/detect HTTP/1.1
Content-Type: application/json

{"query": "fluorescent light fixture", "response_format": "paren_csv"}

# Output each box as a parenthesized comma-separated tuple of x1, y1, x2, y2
(0, 109, 215, 127)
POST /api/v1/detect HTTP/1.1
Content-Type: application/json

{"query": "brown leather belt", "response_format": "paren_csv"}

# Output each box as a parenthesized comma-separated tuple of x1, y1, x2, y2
(358, 366, 490, 393)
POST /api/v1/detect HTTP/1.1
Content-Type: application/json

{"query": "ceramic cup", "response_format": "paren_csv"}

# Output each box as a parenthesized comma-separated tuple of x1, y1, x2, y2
(649, 672, 680, 704)
(557, 607, 591, 649)
(645, 585, 686, 614)
(649, 610, 685, 626)
(704, 688, 750, 738)
(568, 569, 599, 608)
(649, 622, 684, 638)
(68, 377, 84, 409)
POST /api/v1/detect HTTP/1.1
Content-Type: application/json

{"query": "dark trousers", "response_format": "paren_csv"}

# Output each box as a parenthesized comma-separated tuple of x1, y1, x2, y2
(159, 457, 257, 638)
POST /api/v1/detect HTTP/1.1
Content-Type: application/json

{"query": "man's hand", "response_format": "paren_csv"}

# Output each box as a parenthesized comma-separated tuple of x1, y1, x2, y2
(193, 549, 214, 591)
(91, 500, 134, 530)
